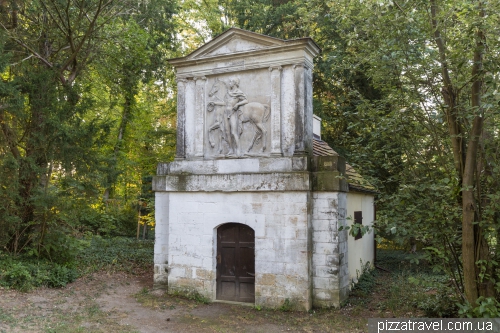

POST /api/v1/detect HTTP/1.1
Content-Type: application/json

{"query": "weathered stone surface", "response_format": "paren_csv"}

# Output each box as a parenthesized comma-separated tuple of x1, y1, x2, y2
(169, 28, 319, 161)
(310, 155, 346, 173)
(175, 79, 187, 158)
(153, 172, 310, 192)
(311, 192, 349, 308)
(157, 157, 309, 175)
(312, 171, 349, 192)
(154, 28, 357, 311)
(157, 191, 312, 310)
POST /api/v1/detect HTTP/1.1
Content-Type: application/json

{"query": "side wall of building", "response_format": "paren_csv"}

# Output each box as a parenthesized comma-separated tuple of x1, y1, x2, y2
(346, 192, 375, 285)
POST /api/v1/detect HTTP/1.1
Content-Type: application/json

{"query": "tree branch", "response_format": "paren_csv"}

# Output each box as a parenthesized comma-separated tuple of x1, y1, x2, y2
(430, 0, 464, 179)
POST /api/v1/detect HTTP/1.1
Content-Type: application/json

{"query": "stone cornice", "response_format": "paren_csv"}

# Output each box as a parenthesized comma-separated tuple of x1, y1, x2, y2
(153, 172, 311, 192)
(169, 42, 319, 69)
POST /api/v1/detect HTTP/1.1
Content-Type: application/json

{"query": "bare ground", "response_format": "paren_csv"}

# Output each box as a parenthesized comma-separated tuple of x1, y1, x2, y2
(0, 269, 402, 333)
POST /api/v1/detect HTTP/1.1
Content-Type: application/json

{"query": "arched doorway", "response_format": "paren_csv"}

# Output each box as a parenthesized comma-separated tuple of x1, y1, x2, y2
(216, 223, 255, 303)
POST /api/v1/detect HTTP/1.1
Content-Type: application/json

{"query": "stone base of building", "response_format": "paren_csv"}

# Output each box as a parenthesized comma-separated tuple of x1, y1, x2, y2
(153, 157, 349, 310)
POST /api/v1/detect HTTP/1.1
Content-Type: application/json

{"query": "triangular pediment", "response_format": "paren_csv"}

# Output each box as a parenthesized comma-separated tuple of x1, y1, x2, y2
(185, 28, 286, 60)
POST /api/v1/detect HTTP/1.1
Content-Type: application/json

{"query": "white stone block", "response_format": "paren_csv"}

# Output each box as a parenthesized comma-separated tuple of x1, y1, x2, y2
(218, 159, 259, 173)
(255, 238, 274, 250)
(313, 276, 338, 290)
(283, 226, 299, 239)
(154, 252, 168, 265)
(315, 291, 332, 300)
(169, 266, 187, 279)
(256, 248, 276, 262)
(256, 261, 285, 275)
(284, 263, 308, 277)
(313, 230, 336, 243)
(265, 225, 283, 239)
(171, 255, 202, 267)
(313, 242, 336, 255)
(312, 219, 333, 231)
(316, 265, 339, 277)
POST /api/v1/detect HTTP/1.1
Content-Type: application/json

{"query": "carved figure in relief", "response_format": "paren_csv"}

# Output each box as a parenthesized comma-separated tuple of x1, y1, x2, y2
(207, 78, 270, 157)
(227, 78, 248, 136)
(207, 84, 227, 154)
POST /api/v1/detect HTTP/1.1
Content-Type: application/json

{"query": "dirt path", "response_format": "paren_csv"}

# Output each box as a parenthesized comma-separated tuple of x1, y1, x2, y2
(0, 271, 374, 333)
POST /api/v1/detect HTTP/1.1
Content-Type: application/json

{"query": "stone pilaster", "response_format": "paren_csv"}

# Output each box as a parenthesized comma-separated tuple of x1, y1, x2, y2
(154, 192, 170, 289)
(281, 65, 296, 157)
(293, 64, 306, 155)
(194, 76, 207, 158)
(269, 66, 282, 156)
(184, 78, 196, 158)
(175, 78, 188, 159)
(304, 66, 313, 155)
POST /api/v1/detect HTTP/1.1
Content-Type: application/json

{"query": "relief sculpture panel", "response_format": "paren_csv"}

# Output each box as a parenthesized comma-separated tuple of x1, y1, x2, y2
(205, 70, 271, 158)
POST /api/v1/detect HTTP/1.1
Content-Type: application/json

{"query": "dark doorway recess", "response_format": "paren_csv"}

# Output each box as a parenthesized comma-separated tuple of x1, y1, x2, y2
(216, 223, 255, 303)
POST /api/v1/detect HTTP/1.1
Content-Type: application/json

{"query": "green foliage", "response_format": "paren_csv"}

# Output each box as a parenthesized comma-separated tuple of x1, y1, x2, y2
(0, 236, 153, 291)
(279, 298, 294, 312)
(350, 262, 376, 297)
(0, 0, 177, 257)
(375, 250, 459, 317)
(458, 297, 500, 318)
(290, 0, 500, 309)
(0, 254, 78, 291)
(34, 228, 85, 265)
(340, 220, 372, 239)
(77, 236, 153, 275)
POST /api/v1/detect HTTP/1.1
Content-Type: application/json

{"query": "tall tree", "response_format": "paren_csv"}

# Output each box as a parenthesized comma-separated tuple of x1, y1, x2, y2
(300, 0, 500, 308)
(0, 0, 177, 253)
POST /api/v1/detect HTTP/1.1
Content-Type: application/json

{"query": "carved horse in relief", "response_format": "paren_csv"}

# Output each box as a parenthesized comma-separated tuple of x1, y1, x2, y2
(207, 78, 270, 157)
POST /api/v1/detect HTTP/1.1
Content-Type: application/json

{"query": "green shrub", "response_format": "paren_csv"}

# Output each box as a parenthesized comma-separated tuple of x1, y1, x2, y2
(351, 261, 376, 296)
(47, 264, 79, 288)
(37, 229, 84, 265)
(0, 256, 78, 291)
(374, 249, 459, 317)
(458, 297, 500, 318)
(0, 261, 33, 291)
(0, 236, 152, 291)
(279, 298, 294, 312)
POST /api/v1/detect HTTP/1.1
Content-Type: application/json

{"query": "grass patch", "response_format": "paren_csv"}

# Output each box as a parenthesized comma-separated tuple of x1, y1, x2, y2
(136, 287, 211, 311)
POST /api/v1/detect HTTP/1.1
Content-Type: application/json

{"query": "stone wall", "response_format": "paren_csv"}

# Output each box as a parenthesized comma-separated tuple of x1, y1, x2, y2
(311, 192, 349, 307)
(347, 192, 375, 283)
(154, 191, 313, 310)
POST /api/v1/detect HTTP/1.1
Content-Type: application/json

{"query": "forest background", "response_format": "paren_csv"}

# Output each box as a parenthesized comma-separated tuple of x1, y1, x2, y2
(0, 0, 499, 317)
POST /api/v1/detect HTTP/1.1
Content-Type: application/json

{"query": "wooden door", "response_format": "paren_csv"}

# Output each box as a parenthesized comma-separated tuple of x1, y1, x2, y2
(216, 223, 255, 303)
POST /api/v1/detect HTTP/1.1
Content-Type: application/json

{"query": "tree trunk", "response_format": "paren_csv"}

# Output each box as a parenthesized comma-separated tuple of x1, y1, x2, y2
(432, 0, 492, 305)
(462, 3, 492, 302)
(103, 64, 137, 200)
